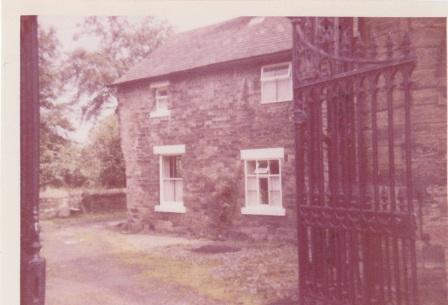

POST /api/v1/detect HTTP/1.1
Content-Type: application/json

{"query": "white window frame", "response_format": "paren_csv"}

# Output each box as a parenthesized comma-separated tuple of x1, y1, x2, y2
(149, 81, 171, 118)
(240, 148, 286, 216)
(153, 145, 186, 213)
(260, 62, 293, 104)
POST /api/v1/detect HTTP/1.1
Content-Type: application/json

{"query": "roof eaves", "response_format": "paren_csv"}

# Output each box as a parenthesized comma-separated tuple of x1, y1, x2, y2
(109, 49, 292, 87)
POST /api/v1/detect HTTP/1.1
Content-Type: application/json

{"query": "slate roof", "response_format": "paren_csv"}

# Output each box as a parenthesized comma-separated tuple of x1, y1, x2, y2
(113, 16, 292, 86)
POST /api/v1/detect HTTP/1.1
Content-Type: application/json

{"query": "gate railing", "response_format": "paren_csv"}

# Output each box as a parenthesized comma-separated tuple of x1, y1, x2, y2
(291, 17, 419, 305)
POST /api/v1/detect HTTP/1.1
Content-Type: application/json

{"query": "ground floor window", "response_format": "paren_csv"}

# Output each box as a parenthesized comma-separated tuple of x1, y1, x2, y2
(240, 148, 285, 216)
(153, 144, 186, 213)
(161, 155, 183, 203)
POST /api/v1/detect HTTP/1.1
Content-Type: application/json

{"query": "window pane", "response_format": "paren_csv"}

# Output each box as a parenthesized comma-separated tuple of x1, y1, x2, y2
(270, 176, 281, 191)
(162, 157, 170, 178)
(273, 65, 290, 77)
(157, 97, 168, 110)
(255, 160, 269, 174)
(174, 180, 183, 202)
(163, 180, 175, 202)
(262, 66, 278, 78)
(175, 157, 182, 178)
(161, 156, 183, 203)
(254, 167, 269, 174)
(164, 156, 181, 178)
(169, 157, 176, 178)
(156, 88, 168, 97)
(270, 191, 281, 206)
(247, 161, 256, 175)
(262, 80, 276, 102)
(277, 78, 292, 101)
(270, 160, 279, 174)
(259, 178, 269, 205)
(247, 176, 257, 191)
(263, 64, 289, 78)
(258, 160, 268, 168)
(247, 190, 257, 206)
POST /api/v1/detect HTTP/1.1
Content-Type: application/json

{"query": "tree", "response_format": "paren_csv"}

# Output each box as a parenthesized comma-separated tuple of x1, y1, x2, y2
(39, 17, 172, 189)
(39, 25, 80, 189)
(82, 114, 125, 188)
(64, 16, 173, 120)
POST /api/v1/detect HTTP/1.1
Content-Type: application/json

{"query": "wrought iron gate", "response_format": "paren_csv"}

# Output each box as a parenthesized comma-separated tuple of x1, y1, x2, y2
(291, 17, 419, 305)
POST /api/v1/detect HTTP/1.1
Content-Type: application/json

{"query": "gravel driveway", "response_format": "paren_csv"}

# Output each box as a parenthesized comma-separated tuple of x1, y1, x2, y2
(41, 213, 298, 305)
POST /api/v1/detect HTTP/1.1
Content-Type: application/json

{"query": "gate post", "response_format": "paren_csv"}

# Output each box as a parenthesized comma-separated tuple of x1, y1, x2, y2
(290, 17, 308, 305)
(20, 15, 46, 305)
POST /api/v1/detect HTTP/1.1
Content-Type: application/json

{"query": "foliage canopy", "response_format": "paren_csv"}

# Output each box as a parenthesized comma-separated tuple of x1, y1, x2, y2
(39, 16, 173, 189)
(65, 16, 173, 120)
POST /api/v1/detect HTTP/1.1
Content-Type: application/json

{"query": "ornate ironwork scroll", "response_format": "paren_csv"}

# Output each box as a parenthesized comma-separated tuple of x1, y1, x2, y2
(291, 17, 418, 305)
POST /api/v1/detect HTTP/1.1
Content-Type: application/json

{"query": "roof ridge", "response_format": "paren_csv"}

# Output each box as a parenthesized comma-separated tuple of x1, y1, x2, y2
(113, 16, 292, 86)
(149, 16, 251, 55)
(175, 16, 249, 36)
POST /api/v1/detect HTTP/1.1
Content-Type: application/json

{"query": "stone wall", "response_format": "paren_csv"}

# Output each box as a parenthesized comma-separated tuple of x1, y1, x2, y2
(361, 17, 447, 305)
(117, 57, 298, 240)
(360, 17, 446, 222)
(39, 189, 126, 219)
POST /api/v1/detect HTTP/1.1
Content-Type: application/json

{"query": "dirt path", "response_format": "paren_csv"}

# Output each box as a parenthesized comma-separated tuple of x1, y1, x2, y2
(41, 218, 226, 305)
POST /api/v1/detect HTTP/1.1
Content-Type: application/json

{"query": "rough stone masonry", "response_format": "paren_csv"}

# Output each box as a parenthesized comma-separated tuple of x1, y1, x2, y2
(116, 18, 446, 248)
(117, 58, 298, 240)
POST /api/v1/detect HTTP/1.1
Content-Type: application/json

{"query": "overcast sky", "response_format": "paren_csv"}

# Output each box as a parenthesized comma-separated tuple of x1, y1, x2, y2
(38, 14, 238, 52)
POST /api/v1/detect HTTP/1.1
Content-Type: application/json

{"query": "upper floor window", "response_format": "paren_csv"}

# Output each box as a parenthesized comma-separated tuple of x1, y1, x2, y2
(150, 81, 170, 118)
(260, 62, 292, 103)
(155, 87, 168, 112)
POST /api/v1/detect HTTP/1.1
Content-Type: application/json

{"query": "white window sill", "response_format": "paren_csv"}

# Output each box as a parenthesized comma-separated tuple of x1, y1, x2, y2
(150, 109, 171, 118)
(154, 203, 186, 213)
(260, 99, 292, 104)
(240, 147, 284, 160)
(241, 206, 286, 216)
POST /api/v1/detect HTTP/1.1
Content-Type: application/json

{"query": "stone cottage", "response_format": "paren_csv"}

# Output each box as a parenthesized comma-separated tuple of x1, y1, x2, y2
(112, 17, 446, 242)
